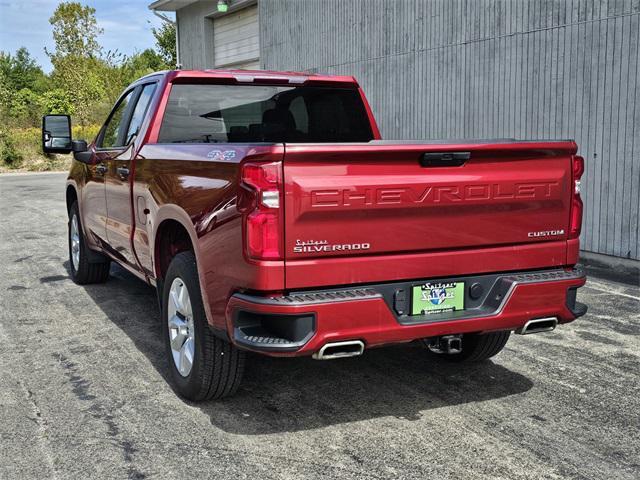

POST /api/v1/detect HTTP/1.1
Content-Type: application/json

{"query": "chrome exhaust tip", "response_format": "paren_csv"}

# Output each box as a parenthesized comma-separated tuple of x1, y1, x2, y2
(516, 317, 558, 335)
(312, 340, 365, 360)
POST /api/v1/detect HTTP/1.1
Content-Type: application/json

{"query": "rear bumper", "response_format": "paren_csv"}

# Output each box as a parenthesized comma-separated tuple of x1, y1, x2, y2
(225, 268, 587, 357)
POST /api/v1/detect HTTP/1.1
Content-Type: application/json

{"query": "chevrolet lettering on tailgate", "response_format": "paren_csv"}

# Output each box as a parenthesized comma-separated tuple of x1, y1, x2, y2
(309, 182, 561, 208)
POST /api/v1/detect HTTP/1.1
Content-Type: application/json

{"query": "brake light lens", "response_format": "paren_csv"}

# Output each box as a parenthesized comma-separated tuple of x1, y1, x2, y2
(569, 155, 584, 239)
(238, 161, 283, 260)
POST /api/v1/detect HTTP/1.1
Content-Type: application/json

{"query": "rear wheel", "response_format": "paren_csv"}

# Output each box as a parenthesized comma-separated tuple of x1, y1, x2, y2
(68, 201, 110, 284)
(162, 251, 245, 401)
(423, 331, 510, 363)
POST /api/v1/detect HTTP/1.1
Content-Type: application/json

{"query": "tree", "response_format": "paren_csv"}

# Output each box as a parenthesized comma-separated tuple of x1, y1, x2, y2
(46, 2, 106, 124)
(0, 48, 48, 93)
(40, 89, 76, 115)
(0, 69, 10, 113)
(9, 89, 41, 123)
(151, 21, 177, 68)
(51, 56, 105, 124)
(46, 2, 103, 60)
(126, 49, 166, 76)
(0, 48, 50, 126)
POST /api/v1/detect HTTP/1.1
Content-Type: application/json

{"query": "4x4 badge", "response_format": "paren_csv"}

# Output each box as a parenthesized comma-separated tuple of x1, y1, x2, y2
(207, 149, 236, 161)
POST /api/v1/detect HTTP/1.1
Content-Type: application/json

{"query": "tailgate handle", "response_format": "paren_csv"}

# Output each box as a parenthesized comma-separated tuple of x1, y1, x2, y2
(420, 152, 470, 167)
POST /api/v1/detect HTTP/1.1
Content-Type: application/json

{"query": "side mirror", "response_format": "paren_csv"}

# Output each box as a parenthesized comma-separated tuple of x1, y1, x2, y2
(42, 115, 72, 154)
(72, 140, 93, 164)
(72, 140, 88, 152)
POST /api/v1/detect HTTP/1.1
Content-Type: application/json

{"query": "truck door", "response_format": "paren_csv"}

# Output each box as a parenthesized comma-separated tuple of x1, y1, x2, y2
(103, 83, 156, 270)
(80, 152, 108, 248)
(84, 88, 135, 252)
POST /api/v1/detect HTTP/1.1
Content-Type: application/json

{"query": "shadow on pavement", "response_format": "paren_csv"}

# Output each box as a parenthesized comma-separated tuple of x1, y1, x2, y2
(64, 261, 534, 435)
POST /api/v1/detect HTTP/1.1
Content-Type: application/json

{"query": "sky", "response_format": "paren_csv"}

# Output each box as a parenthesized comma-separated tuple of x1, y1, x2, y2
(0, 0, 174, 72)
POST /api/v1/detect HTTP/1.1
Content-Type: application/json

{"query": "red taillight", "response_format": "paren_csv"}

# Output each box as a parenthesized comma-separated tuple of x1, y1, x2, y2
(238, 161, 283, 260)
(569, 155, 584, 239)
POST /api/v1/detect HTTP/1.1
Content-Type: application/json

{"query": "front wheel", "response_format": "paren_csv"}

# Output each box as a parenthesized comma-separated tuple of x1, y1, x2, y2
(161, 251, 245, 401)
(422, 331, 511, 363)
(68, 201, 110, 284)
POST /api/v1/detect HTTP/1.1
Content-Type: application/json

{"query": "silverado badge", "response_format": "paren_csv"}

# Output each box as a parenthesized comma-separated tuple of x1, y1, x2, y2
(293, 239, 371, 254)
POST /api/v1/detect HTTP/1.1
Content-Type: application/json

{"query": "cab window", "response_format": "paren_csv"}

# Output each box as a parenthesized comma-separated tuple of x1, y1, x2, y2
(99, 90, 135, 149)
(158, 84, 373, 143)
(125, 84, 157, 144)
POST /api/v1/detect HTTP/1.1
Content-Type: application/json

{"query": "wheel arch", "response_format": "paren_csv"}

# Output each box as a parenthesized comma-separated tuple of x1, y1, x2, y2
(154, 218, 195, 282)
(152, 205, 222, 333)
(152, 205, 202, 282)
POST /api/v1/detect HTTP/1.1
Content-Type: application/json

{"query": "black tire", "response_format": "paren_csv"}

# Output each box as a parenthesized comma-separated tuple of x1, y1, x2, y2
(423, 331, 511, 363)
(161, 251, 245, 401)
(68, 201, 110, 285)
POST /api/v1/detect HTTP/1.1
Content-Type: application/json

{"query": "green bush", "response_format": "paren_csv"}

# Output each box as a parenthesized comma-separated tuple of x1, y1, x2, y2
(0, 129, 24, 167)
(40, 88, 76, 115)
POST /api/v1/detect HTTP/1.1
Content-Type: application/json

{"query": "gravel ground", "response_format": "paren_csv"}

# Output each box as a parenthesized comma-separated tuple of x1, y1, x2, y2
(1, 172, 639, 480)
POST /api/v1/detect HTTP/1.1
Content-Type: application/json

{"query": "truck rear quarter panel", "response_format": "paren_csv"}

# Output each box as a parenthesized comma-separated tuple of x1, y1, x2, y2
(133, 144, 285, 330)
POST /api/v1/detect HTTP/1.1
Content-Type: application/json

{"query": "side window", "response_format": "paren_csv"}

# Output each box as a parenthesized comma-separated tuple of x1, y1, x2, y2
(99, 90, 135, 149)
(289, 96, 308, 133)
(125, 84, 156, 145)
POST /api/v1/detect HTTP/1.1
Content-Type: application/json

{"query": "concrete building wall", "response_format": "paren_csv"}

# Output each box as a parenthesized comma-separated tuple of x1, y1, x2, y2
(176, 1, 216, 69)
(175, 0, 258, 69)
(260, 0, 640, 260)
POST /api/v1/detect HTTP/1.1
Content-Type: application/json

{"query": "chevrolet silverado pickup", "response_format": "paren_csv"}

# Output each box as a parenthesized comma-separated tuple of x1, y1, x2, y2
(42, 69, 588, 400)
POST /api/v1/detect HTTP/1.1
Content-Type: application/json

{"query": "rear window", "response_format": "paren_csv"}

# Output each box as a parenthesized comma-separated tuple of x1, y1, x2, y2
(158, 84, 374, 143)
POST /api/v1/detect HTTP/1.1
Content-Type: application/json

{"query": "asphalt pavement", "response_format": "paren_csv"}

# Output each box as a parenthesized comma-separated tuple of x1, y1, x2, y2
(1, 172, 639, 479)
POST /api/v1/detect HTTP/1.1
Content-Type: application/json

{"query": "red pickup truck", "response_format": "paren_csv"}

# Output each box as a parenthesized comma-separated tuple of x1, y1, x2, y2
(42, 69, 587, 400)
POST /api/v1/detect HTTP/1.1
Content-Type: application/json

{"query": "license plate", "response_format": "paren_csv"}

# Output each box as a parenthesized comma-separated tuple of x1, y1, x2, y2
(412, 282, 465, 315)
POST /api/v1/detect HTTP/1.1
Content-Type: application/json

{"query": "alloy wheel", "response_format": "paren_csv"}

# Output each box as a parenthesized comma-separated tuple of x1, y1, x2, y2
(70, 214, 80, 271)
(167, 277, 196, 377)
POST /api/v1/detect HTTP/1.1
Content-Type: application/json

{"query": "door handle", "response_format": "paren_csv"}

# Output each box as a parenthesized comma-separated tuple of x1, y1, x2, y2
(420, 152, 470, 167)
(96, 163, 107, 175)
(117, 166, 130, 179)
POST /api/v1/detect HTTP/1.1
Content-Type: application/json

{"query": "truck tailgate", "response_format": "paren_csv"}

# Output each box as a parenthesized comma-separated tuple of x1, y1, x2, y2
(282, 141, 577, 289)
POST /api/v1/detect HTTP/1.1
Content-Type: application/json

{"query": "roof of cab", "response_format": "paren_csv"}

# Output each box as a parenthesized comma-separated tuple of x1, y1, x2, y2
(164, 69, 360, 87)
